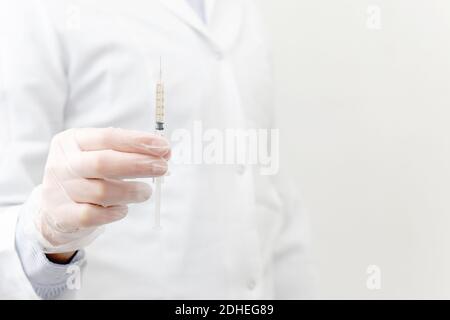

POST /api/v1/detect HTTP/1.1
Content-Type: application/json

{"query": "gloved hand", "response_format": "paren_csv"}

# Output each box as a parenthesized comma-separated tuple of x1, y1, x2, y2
(24, 128, 170, 254)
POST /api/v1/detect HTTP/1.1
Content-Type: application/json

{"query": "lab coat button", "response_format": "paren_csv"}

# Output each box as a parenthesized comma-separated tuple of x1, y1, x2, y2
(247, 280, 257, 290)
(236, 165, 246, 175)
(213, 48, 225, 60)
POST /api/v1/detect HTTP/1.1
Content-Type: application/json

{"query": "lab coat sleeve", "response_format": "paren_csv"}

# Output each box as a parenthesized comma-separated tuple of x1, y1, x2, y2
(0, 0, 81, 299)
(15, 187, 87, 300)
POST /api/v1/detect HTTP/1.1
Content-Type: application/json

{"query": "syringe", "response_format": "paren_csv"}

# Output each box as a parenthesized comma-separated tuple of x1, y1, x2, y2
(154, 57, 165, 229)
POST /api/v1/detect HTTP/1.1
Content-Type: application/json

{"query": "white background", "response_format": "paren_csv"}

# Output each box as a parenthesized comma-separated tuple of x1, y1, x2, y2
(260, 0, 450, 298)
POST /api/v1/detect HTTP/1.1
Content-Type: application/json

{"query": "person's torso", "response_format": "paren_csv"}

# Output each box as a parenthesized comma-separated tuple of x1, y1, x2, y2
(46, 0, 282, 299)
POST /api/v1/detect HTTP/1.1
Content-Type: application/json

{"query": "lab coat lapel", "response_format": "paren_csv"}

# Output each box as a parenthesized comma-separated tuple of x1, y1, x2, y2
(157, 0, 244, 57)
(204, 0, 217, 25)
(157, 0, 211, 39)
(207, 0, 244, 56)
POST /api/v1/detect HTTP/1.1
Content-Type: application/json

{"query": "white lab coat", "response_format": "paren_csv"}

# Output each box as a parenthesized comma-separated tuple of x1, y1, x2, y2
(0, 0, 315, 299)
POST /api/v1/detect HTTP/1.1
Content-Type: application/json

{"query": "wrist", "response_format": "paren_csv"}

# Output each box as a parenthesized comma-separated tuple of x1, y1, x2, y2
(46, 251, 77, 264)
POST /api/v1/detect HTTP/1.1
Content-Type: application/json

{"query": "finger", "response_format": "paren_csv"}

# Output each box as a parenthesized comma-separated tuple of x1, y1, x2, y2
(74, 127, 170, 158)
(163, 149, 171, 161)
(65, 179, 152, 207)
(71, 150, 168, 179)
(55, 203, 129, 230)
(76, 204, 129, 229)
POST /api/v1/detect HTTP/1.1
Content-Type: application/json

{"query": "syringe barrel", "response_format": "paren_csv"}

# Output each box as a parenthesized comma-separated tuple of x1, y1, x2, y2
(155, 82, 164, 124)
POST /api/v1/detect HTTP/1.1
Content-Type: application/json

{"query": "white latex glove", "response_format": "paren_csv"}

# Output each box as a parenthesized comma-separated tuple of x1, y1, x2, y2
(24, 128, 170, 253)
